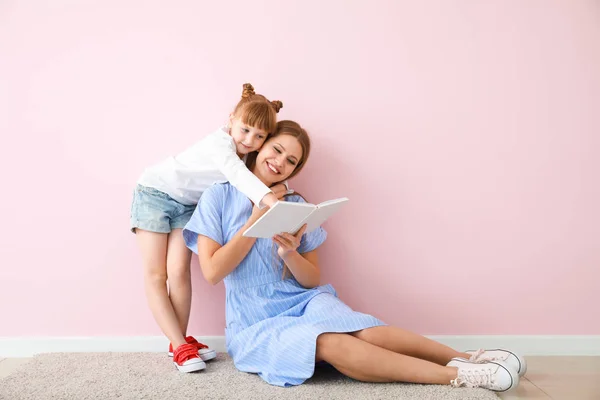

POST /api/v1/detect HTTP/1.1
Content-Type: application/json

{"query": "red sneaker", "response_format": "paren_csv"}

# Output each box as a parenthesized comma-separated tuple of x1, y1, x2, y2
(172, 343, 206, 373)
(168, 336, 217, 361)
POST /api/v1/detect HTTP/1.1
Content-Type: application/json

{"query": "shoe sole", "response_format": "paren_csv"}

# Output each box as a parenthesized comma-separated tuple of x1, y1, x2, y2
(466, 348, 527, 377)
(174, 359, 206, 373)
(199, 350, 217, 361)
(168, 350, 217, 362)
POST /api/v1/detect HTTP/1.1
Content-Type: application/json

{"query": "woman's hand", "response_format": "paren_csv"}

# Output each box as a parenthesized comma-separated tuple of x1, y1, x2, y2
(273, 224, 307, 259)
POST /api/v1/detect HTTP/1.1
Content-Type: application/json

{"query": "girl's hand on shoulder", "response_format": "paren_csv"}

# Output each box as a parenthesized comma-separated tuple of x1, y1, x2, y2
(273, 224, 307, 259)
(270, 183, 288, 200)
(259, 184, 288, 208)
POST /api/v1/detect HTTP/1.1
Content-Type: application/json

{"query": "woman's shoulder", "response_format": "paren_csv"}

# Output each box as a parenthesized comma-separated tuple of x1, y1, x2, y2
(283, 193, 308, 204)
(202, 182, 235, 200)
(204, 182, 254, 204)
(207, 183, 304, 204)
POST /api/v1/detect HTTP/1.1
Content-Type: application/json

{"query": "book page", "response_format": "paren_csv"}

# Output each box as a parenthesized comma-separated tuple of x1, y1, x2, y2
(242, 201, 315, 238)
(302, 198, 349, 234)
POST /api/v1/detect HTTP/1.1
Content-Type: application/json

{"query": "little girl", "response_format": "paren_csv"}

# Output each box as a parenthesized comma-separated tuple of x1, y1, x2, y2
(130, 83, 285, 372)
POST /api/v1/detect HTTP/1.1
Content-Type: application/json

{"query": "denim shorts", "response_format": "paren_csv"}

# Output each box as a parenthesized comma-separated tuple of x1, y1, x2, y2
(130, 185, 196, 233)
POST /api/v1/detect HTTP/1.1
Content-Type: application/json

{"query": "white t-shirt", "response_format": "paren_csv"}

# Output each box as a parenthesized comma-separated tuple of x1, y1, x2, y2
(137, 127, 273, 206)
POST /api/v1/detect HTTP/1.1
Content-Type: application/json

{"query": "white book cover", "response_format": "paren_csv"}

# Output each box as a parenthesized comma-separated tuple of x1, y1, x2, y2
(242, 197, 349, 238)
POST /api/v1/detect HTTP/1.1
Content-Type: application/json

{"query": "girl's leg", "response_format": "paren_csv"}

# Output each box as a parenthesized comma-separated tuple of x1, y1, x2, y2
(350, 326, 470, 365)
(315, 333, 457, 384)
(136, 229, 186, 347)
(165, 228, 193, 335)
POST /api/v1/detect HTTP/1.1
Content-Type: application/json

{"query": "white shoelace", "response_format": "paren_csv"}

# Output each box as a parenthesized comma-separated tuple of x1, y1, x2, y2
(469, 348, 501, 363)
(451, 367, 497, 389)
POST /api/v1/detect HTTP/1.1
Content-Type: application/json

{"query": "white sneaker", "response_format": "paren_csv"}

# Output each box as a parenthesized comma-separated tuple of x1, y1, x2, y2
(448, 358, 519, 392)
(466, 349, 527, 377)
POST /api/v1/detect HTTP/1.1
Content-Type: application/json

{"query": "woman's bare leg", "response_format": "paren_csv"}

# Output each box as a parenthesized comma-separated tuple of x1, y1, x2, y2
(350, 326, 470, 365)
(315, 332, 458, 384)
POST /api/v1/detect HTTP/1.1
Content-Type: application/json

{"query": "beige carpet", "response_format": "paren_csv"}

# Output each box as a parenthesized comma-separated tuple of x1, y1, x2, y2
(0, 353, 499, 400)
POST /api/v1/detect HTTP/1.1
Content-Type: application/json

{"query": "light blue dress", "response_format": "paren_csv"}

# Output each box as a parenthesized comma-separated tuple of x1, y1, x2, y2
(183, 183, 385, 387)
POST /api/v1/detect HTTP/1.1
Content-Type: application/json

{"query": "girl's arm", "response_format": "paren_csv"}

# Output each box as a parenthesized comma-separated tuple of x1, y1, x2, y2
(273, 225, 321, 288)
(197, 205, 267, 285)
(207, 129, 275, 207)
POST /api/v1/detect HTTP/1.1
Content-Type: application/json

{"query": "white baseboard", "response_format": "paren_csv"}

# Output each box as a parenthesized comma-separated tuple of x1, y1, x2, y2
(427, 335, 600, 356)
(1, 335, 599, 358)
(0, 336, 226, 358)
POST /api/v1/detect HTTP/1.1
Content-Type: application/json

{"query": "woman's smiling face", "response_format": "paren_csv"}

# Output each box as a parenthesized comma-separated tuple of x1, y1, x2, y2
(254, 134, 303, 185)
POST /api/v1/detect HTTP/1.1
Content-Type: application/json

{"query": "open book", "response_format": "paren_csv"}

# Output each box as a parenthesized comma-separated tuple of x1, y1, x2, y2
(242, 197, 349, 238)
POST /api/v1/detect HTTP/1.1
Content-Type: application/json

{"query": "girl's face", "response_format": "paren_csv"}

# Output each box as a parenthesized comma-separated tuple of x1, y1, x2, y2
(229, 116, 268, 155)
(254, 134, 303, 185)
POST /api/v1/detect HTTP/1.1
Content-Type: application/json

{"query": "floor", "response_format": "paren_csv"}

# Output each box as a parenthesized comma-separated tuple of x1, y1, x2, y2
(1, 356, 599, 399)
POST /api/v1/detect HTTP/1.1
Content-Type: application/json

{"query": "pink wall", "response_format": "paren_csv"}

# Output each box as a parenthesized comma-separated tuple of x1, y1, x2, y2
(1, 1, 599, 337)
